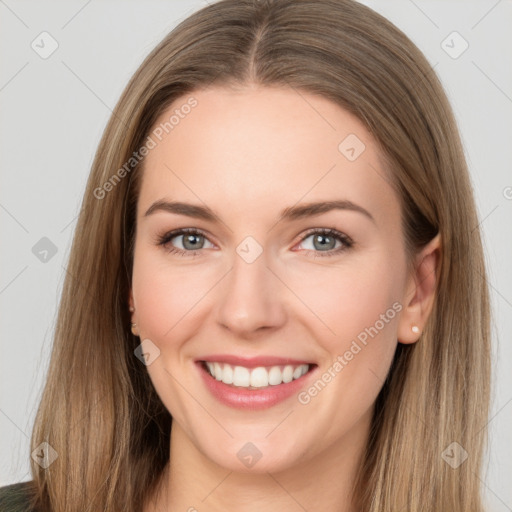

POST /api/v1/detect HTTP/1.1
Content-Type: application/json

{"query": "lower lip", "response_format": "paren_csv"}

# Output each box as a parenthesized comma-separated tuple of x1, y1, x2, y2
(196, 362, 317, 410)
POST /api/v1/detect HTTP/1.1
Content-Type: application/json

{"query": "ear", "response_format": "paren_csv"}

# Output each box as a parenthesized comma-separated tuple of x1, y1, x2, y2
(128, 289, 140, 336)
(397, 233, 441, 344)
(128, 289, 135, 317)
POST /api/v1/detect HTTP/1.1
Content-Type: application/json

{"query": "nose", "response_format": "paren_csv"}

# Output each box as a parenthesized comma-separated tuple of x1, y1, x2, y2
(215, 246, 287, 338)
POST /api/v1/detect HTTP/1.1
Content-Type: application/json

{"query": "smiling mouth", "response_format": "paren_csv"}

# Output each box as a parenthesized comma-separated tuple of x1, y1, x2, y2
(201, 361, 315, 390)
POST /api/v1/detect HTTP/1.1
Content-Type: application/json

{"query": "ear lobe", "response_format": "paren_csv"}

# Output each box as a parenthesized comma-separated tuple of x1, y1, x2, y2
(128, 290, 135, 314)
(397, 233, 441, 344)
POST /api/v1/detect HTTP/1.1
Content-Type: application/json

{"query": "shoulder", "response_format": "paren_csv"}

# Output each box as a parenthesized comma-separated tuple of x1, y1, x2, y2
(0, 481, 38, 512)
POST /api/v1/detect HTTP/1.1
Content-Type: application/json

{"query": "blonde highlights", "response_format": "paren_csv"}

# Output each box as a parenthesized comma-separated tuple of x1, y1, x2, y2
(28, 1, 490, 511)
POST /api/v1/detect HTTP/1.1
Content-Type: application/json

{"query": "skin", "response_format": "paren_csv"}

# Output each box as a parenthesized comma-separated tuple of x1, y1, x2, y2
(129, 85, 440, 512)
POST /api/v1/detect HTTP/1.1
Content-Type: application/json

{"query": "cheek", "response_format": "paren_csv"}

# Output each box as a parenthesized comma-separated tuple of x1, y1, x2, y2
(290, 255, 404, 433)
(131, 250, 211, 421)
(132, 248, 216, 342)
(286, 249, 405, 416)
(286, 250, 404, 349)
(338, 266, 400, 348)
(322, 252, 405, 401)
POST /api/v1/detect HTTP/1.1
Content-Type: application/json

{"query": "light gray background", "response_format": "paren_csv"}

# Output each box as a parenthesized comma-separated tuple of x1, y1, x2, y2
(1, 0, 511, 509)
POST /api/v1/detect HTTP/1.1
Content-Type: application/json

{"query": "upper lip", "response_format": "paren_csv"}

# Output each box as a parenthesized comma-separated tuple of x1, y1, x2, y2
(197, 354, 315, 368)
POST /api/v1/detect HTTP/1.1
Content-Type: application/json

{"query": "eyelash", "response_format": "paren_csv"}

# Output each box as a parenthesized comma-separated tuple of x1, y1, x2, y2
(156, 227, 353, 258)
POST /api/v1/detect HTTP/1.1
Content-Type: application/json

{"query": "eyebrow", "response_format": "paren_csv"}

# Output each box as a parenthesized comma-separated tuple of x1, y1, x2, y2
(143, 199, 375, 224)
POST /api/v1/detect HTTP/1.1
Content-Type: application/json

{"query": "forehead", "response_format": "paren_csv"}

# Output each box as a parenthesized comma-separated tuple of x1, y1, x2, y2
(137, 85, 398, 224)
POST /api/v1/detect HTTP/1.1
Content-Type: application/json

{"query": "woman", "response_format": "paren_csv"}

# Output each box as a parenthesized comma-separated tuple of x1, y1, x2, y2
(0, 0, 490, 510)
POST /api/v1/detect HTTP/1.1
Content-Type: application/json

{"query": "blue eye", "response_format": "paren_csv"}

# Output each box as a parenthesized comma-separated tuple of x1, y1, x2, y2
(156, 227, 353, 258)
(296, 228, 353, 257)
(157, 228, 213, 257)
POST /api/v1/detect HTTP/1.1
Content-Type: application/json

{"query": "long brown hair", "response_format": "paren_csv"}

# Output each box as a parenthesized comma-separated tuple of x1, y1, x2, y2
(28, 0, 490, 510)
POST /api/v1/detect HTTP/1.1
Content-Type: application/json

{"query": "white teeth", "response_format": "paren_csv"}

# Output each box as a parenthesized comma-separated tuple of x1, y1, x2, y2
(293, 365, 303, 379)
(222, 364, 233, 384)
(250, 367, 269, 388)
(268, 366, 282, 385)
(282, 365, 294, 383)
(233, 366, 250, 387)
(204, 362, 310, 389)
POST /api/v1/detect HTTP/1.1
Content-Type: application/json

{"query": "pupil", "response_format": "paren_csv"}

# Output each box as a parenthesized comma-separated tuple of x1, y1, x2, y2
(184, 234, 202, 250)
(314, 234, 334, 251)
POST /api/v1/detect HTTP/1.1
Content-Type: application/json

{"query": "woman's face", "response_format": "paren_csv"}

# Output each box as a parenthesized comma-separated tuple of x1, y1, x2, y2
(130, 85, 417, 473)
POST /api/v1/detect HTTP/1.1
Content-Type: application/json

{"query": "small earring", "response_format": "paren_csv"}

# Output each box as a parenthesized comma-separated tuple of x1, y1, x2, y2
(129, 306, 135, 313)
(131, 323, 138, 336)
(411, 325, 420, 334)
